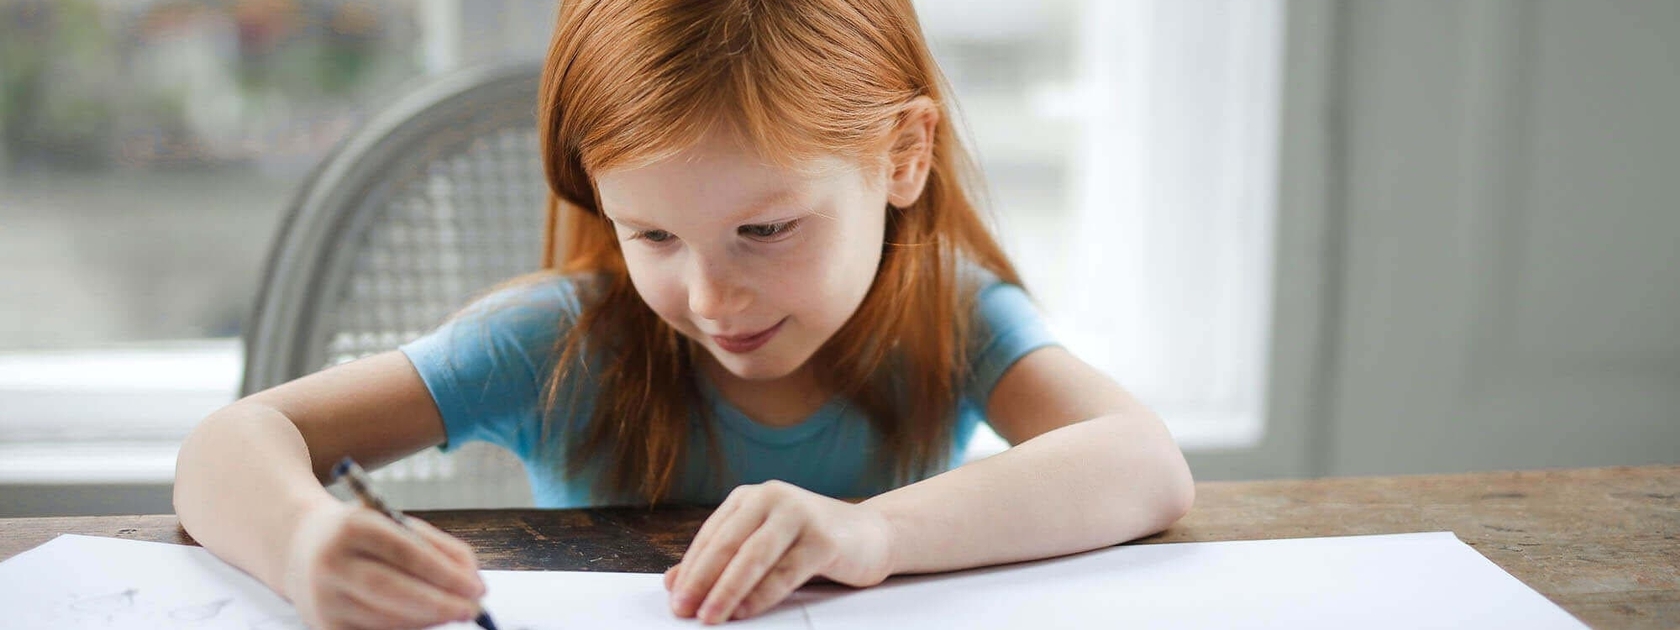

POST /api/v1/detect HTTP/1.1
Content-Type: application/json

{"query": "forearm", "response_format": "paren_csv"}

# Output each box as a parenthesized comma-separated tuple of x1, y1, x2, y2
(173, 403, 338, 595)
(861, 412, 1194, 575)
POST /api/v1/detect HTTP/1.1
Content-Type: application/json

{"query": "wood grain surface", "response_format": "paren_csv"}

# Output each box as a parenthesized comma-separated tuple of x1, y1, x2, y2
(3, 465, 1674, 628)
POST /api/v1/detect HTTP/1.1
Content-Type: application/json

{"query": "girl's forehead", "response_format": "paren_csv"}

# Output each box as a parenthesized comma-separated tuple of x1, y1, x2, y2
(609, 118, 870, 177)
(596, 132, 872, 215)
(597, 161, 857, 224)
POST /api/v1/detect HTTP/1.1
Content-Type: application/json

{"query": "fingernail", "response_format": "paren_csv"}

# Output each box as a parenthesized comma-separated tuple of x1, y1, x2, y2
(671, 592, 695, 615)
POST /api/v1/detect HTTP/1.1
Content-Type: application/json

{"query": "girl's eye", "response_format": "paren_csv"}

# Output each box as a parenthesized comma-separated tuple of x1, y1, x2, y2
(738, 219, 802, 241)
(632, 229, 674, 243)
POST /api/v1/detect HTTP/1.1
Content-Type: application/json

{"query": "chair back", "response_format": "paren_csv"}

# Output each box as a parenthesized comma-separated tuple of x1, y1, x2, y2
(244, 62, 550, 508)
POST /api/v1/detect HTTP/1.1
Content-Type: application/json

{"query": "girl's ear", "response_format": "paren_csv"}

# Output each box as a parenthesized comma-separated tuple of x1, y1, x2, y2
(885, 96, 940, 209)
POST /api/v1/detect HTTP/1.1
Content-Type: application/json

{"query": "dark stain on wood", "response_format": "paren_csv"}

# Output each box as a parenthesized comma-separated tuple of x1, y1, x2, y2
(1480, 492, 1528, 499)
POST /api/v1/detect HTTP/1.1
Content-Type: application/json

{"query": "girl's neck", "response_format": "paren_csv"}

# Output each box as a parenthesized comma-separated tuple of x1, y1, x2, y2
(699, 353, 830, 428)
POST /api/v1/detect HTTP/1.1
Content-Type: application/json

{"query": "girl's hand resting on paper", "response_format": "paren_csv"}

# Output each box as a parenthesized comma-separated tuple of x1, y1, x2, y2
(282, 501, 488, 630)
(665, 480, 895, 624)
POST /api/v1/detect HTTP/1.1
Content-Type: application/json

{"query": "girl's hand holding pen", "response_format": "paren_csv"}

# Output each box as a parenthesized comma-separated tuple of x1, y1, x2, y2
(282, 499, 488, 629)
(665, 480, 895, 624)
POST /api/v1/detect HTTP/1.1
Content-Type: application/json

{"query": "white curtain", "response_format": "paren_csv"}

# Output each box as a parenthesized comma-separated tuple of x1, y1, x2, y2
(1051, 0, 1282, 449)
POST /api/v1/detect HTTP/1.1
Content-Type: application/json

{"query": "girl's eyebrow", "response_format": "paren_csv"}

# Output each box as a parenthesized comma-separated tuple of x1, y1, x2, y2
(602, 213, 655, 230)
(728, 188, 805, 223)
(605, 188, 811, 229)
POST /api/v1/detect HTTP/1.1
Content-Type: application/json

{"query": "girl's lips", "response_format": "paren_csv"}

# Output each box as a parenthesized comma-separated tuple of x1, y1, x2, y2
(711, 318, 786, 354)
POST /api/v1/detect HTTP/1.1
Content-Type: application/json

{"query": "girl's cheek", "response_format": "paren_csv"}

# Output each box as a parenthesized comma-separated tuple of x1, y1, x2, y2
(626, 262, 685, 321)
(652, 281, 690, 323)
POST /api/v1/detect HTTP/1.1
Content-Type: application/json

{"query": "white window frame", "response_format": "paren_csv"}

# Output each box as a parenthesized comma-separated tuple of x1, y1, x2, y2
(1048, 0, 1282, 451)
(0, 340, 241, 484)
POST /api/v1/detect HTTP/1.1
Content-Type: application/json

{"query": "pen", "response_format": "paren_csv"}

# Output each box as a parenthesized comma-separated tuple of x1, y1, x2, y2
(333, 456, 499, 630)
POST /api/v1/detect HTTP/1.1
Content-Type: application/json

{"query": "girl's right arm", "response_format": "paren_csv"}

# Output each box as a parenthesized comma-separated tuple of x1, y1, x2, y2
(173, 350, 488, 629)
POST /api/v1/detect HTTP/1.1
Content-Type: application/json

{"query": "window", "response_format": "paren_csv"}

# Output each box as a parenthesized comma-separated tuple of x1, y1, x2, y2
(0, 0, 555, 484)
(0, 0, 1280, 485)
(926, 0, 1283, 455)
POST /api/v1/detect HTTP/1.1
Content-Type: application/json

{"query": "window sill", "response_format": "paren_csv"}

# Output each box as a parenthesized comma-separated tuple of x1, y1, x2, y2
(960, 410, 1263, 464)
(0, 339, 241, 484)
(0, 442, 183, 485)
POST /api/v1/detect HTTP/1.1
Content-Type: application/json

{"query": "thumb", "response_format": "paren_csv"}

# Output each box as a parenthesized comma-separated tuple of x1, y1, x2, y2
(407, 517, 482, 573)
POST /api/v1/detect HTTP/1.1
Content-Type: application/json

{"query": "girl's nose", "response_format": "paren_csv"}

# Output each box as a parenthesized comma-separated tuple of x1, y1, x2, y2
(687, 255, 751, 321)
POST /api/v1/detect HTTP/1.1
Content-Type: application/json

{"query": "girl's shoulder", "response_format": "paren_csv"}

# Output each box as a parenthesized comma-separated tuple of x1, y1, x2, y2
(450, 270, 607, 326)
(419, 271, 611, 359)
(955, 260, 1050, 350)
(956, 263, 991, 296)
(403, 271, 608, 392)
(955, 261, 1021, 312)
(954, 262, 1058, 403)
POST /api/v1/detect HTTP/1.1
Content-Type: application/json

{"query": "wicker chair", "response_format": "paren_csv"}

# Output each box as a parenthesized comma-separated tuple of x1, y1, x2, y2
(243, 62, 549, 509)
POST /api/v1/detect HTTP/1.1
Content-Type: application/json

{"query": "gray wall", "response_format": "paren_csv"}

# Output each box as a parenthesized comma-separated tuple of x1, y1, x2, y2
(1191, 0, 1680, 480)
(1318, 0, 1679, 475)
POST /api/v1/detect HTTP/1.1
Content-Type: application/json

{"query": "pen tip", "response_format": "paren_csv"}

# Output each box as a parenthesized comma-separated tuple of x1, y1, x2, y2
(475, 610, 499, 630)
(332, 457, 353, 480)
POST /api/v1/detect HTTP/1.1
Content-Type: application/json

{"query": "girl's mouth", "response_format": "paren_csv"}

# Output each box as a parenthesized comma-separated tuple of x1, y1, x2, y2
(711, 318, 786, 354)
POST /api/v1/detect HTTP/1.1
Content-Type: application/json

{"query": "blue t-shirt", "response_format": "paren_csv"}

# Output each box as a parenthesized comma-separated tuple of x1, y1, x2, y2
(398, 272, 1058, 507)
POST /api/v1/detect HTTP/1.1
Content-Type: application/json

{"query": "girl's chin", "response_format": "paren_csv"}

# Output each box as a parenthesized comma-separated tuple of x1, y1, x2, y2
(711, 355, 802, 382)
(704, 346, 816, 383)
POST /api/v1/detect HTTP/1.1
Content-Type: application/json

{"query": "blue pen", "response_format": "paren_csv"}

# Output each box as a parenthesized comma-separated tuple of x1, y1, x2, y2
(333, 457, 499, 630)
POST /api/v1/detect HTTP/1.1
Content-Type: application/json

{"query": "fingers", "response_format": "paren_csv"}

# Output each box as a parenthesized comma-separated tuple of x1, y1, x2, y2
(664, 563, 681, 590)
(323, 593, 399, 630)
(673, 490, 766, 616)
(407, 516, 483, 573)
(695, 514, 799, 623)
(346, 511, 486, 601)
(680, 497, 743, 573)
(332, 557, 480, 628)
(733, 544, 825, 620)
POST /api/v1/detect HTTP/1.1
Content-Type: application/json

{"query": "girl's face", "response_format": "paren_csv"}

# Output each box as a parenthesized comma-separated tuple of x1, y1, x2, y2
(594, 127, 891, 383)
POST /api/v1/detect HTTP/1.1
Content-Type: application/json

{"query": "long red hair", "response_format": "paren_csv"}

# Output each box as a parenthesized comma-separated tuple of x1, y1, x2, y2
(533, 0, 1022, 504)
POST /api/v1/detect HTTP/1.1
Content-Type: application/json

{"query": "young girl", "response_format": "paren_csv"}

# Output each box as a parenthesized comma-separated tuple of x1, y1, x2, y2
(174, 0, 1194, 627)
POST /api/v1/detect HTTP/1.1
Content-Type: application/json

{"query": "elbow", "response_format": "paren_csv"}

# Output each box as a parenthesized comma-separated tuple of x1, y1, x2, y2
(173, 405, 234, 521)
(1095, 415, 1197, 541)
(1143, 434, 1196, 535)
(1160, 458, 1195, 528)
(172, 412, 212, 528)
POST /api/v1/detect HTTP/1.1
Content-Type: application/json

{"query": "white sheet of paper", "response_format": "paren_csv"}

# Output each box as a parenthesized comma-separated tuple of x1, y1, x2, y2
(789, 531, 1586, 629)
(0, 533, 302, 629)
(0, 534, 801, 630)
(0, 531, 1584, 629)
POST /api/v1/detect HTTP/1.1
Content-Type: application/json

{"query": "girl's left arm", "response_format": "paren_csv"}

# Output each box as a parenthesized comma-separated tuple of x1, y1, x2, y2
(666, 346, 1193, 624)
(866, 345, 1195, 574)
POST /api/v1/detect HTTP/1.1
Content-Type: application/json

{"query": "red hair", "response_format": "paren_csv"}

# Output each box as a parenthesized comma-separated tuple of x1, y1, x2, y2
(534, 0, 1022, 504)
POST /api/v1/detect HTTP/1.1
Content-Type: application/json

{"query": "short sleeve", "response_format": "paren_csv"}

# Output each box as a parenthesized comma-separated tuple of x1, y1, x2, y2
(397, 275, 585, 459)
(964, 280, 1060, 406)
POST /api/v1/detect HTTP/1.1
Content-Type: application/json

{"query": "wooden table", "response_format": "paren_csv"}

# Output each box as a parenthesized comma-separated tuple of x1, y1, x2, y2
(3, 466, 1675, 628)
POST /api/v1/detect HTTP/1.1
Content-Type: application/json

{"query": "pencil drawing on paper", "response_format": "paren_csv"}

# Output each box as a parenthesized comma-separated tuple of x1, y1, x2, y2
(57, 586, 308, 629)
(170, 597, 233, 621)
(249, 615, 310, 630)
(68, 587, 138, 622)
